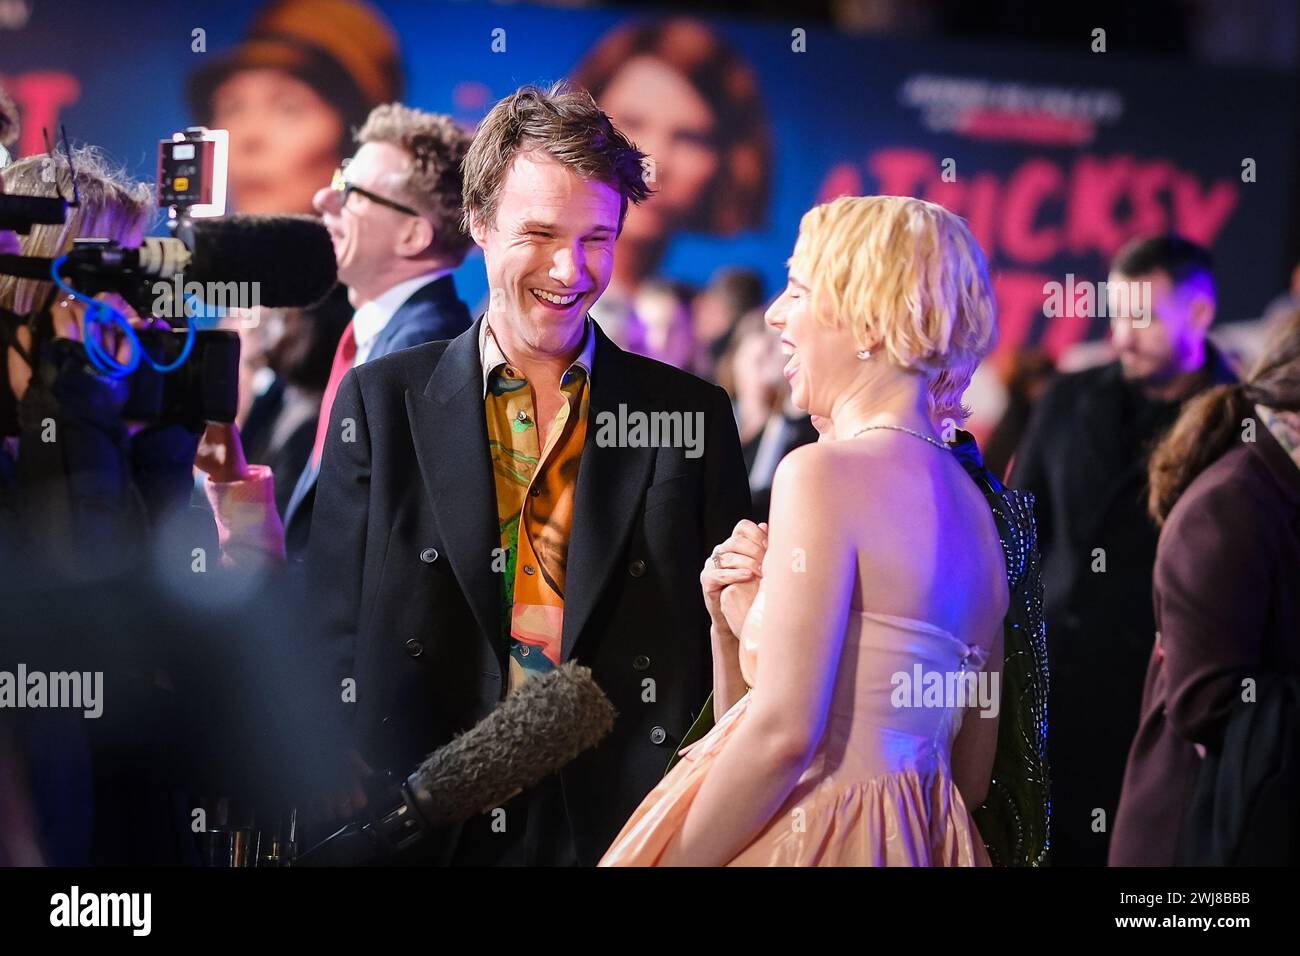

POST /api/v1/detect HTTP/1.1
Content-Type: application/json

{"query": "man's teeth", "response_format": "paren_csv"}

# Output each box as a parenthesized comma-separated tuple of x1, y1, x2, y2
(532, 289, 579, 306)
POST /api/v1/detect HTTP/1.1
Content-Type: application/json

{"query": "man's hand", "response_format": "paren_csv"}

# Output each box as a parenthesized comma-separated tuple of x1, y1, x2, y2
(194, 422, 251, 483)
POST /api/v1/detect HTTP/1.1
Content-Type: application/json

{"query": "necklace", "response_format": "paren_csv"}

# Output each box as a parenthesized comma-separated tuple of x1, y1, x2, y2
(848, 423, 949, 450)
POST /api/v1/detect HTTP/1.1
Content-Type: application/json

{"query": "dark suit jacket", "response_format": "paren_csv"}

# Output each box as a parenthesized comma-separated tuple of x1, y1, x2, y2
(1009, 347, 1236, 864)
(1110, 425, 1300, 865)
(283, 275, 471, 554)
(305, 317, 750, 864)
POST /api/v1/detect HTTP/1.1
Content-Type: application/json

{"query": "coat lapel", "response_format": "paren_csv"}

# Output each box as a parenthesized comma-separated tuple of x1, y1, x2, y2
(1065, 363, 1138, 536)
(406, 317, 505, 654)
(562, 325, 656, 662)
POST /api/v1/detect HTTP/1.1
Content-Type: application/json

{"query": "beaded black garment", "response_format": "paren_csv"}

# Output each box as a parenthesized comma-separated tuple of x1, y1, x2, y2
(670, 434, 1052, 866)
(953, 433, 1052, 866)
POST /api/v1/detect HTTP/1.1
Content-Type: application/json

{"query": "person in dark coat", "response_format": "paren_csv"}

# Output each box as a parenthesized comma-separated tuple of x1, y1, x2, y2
(1010, 236, 1237, 865)
(1110, 308, 1300, 866)
(304, 85, 750, 865)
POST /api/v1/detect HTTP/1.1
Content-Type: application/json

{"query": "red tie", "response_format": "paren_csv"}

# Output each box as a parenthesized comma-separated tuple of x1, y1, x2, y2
(311, 320, 358, 468)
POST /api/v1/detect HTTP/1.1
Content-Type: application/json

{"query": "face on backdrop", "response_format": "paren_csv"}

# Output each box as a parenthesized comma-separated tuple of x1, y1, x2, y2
(470, 151, 621, 363)
(597, 55, 719, 243)
(211, 68, 344, 215)
(1108, 269, 1214, 385)
(765, 262, 861, 418)
(313, 141, 432, 305)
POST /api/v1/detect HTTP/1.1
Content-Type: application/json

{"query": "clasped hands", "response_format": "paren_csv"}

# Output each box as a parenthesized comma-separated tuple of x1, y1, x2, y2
(700, 518, 768, 640)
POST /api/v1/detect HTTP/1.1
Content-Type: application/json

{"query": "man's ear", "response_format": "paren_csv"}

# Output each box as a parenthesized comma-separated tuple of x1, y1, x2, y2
(468, 214, 488, 249)
(398, 217, 435, 258)
(1188, 289, 1216, 333)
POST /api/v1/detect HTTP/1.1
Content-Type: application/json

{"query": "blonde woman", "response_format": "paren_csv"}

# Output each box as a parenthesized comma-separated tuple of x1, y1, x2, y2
(601, 196, 1008, 866)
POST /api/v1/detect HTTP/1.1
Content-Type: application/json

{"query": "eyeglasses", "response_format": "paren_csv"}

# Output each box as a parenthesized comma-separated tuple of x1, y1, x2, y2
(330, 161, 420, 217)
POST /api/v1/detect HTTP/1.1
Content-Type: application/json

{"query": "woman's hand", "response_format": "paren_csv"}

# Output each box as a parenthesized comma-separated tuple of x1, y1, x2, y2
(194, 421, 251, 483)
(701, 519, 768, 636)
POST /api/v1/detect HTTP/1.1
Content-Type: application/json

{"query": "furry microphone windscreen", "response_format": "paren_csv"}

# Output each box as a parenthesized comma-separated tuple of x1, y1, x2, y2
(186, 214, 338, 308)
(412, 662, 618, 826)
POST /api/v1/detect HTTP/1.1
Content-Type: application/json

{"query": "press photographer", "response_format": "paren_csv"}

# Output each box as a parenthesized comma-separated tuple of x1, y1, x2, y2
(0, 141, 341, 864)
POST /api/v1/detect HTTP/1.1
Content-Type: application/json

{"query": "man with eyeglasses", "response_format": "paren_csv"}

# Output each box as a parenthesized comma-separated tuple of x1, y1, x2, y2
(282, 103, 474, 554)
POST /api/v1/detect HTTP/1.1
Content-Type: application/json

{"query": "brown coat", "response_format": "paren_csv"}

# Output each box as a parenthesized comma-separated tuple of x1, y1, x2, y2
(1110, 424, 1300, 866)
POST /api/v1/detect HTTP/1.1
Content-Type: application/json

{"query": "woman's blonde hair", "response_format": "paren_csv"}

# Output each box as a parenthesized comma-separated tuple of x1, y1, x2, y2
(0, 147, 155, 316)
(788, 195, 998, 425)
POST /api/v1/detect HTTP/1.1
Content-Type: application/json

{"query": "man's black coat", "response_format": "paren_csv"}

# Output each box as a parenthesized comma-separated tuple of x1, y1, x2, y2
(305, 316, 750, 864)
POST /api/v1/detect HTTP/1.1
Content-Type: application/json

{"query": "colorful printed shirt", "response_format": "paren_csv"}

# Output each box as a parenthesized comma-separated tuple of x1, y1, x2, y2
(480, 318, 595, 694)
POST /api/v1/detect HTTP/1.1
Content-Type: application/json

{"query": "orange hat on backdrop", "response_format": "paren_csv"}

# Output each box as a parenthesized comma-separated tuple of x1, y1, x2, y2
(187, 0, 405, 214)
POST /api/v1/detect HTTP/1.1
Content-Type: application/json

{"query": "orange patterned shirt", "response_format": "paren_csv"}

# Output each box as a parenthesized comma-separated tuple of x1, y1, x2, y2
(481, 319, 595, 694)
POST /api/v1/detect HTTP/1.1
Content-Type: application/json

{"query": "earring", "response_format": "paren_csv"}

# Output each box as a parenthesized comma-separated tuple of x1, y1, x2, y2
(856, 348, 870, 361)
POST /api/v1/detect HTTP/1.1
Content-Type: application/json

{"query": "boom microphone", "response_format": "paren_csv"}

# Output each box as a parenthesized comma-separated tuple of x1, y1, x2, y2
(0, 213, 337, 309)
(0, 193, 68, 233)
(294, 662, 618, 866)
(182, 214, 338, 307)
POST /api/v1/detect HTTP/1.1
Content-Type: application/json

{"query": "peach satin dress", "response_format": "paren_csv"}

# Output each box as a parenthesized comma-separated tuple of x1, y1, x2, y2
(599, 592, 992, 866)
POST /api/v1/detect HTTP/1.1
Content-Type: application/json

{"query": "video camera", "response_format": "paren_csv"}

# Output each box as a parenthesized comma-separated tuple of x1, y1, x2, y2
(0, 127, 336, 433)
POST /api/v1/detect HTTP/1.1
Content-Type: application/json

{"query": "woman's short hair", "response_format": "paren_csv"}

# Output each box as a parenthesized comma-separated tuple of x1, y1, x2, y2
(789, 195, 998, 425)
(0, 147, 155, 316)
(571, 17, 771, 234)
(461, 82, 649, 234)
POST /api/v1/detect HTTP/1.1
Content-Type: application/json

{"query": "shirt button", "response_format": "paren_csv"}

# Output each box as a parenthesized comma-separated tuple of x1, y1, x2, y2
(419, 547, 439, 563)
(519, 645, 531, 657)
(405, 639, 424, 658)
(523, 564, 536, 575)
(633, 654, 651, 671)
(649, 726, 667, 745)
(516, 410, 529, 422)
(628, 559, 647, 577)
(529, 486, 541, 497)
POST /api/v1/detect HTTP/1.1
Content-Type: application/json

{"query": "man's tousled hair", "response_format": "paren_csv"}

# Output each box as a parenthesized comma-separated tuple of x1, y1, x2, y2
(461, 82, 650, 234)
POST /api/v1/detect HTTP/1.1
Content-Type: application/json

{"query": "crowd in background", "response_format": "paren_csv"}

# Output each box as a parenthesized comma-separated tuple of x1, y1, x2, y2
(2, 0, 1297, 868)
